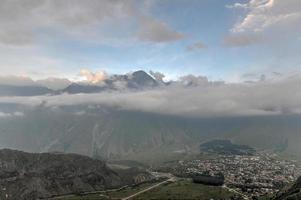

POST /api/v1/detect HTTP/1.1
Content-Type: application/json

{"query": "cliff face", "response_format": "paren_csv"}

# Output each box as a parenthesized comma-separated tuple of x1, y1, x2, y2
(0, 149, 122, 200)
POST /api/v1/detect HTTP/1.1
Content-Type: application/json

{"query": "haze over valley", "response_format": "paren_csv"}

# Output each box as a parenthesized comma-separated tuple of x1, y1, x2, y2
(1, 70, 301, 161)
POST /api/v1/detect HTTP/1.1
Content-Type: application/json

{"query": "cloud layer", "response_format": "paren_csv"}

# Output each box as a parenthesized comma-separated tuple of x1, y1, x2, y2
(0, 0, 183, 46)
(229, 0, 301, 33)
(0, 75, 71, 90)
(0, 75, 301, 118)
(226, 0, 301, 46)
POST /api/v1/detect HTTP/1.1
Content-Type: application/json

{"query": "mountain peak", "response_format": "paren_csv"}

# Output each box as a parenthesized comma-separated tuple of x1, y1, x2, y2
(132, 70, 149, 76)
(128, 70, 158, 89)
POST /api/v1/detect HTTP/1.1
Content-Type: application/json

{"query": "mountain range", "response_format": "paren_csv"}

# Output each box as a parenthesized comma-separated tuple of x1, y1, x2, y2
(0, 104, 301, 164)
(0, 70, 162, 96)
(1, 70, 301, 165)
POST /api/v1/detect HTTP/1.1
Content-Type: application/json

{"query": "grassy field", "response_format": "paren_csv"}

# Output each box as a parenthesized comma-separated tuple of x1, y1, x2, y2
(60, 179, 237, 200)
(131, 180, 236, 200)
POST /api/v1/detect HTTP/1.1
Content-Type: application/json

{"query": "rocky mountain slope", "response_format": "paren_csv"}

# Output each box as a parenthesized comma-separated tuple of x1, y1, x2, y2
(1, 105, 301, 162)
(62, 70, 160, 94)
(272, 176, 301, 200)
(0, 149, 151, 200)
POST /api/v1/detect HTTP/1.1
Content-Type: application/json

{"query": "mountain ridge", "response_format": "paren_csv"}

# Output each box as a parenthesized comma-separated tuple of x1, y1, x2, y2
(0, 148, 121, 199)
(0, 148, 153, 200)
(0, 70, 162, 96)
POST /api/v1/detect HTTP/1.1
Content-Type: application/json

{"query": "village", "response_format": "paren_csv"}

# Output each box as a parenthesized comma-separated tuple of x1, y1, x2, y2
(156, 151, 301, 198)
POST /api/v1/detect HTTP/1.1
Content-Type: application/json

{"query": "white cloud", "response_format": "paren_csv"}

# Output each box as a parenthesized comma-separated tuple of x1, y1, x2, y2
(0, 75, 300, 118)
(223, 34, 262, 47)
(228, 0, 301, 33)
(0, 0, 184, 78)
(0, 111, 24, 118)
(224, 0, 301, 51)
(226, 3, 249, 9)
(0, 75, 71, 90)
(149, 71, 165, 82)
(13, 111, 24, 117)
(79, 69, 107, 84)
(0, 75, 36, 86)
(0, 44, 64, 78)
(137, 16, 184, 43)
(0, 0, 183, 46)
(179, 75, 211, 87)
(36, 78, 71, 90)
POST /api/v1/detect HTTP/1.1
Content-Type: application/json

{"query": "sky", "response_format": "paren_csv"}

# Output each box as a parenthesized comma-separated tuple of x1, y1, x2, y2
(0, 0, 300, 82)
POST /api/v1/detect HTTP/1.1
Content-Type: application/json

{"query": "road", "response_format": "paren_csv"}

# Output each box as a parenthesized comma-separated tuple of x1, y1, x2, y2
(44, 174, 248, 200)
(122, 176, 176, 200)
(45, 172, 174, 200)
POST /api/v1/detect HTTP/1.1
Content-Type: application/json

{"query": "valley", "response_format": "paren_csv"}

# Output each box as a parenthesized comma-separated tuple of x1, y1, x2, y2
(1, 141, 301, 199)
(0, 0, 300, 199)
